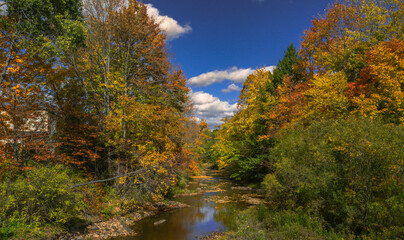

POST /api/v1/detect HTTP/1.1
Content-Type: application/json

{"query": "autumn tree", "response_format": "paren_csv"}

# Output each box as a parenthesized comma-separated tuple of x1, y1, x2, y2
(212, 68, 276, 181)
(300, 2, 362, 80)
(300, 72, 349, 122)
(63, 0, 192, 200)
(348, 39, 404, 124)
(299, 0, 403, 124)
(209, 1, 403, 238)
(347, 0, 404, 44)
(0, 0, 85, 175)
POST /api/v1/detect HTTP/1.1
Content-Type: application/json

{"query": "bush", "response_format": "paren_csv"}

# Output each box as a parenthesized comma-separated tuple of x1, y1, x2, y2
(265, 117, 404, 236)
(225, 206, 345, 240)
(0, 165, 81, 226)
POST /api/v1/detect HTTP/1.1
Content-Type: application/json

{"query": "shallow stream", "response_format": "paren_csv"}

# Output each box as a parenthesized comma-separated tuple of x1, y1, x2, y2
(116, 169, 264, 240)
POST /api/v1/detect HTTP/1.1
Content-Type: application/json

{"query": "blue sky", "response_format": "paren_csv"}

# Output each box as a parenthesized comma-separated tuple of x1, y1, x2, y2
(143, 0, 334, 127)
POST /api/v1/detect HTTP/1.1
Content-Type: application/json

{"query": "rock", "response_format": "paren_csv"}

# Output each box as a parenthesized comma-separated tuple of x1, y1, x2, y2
(190, 175, 213, 180)
(241, 194, 266, 205)
(154, 219, 166, 226)
(231, 186, 253, 191)
(204, 188, 225, 193)
(175, 192, 203, 197)
(116, 216, 134, 233)
(199, 231, 226, 240)
(209, 195, 235, 204)
(143, 203, 158, 211)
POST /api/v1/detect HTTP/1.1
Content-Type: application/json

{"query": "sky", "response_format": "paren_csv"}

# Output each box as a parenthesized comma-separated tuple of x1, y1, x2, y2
(143, 0, 335, 128)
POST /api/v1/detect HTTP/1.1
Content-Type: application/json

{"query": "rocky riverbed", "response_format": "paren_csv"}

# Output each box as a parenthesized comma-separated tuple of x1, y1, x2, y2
(59, 201, 190, 240)
(60, 168, 266, 240)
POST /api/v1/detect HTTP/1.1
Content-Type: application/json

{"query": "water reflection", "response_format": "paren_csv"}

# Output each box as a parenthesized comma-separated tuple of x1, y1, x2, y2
(117, 171, 249, 240)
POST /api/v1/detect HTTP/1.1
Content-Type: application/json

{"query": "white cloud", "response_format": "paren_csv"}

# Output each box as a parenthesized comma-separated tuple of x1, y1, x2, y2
(146, 4, 192, 41)
(190, 91, 237, 128)
(222, 83, 242, 93)
(188, 66, 275, 87)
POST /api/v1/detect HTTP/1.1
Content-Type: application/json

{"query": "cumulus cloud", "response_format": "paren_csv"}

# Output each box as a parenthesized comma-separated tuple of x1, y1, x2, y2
(146, 4, 192, 41)
(190, 91, 238, 128)
(188, 66, 275, 87)
(222, 83, 242, 93)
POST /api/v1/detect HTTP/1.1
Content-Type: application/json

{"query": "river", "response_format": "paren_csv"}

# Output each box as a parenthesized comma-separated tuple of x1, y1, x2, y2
(114, 169, 265, 240)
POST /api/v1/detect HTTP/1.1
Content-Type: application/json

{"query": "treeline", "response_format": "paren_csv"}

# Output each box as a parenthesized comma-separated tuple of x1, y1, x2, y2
(0, 0, 203, 238)
(209, 0, 403, 238)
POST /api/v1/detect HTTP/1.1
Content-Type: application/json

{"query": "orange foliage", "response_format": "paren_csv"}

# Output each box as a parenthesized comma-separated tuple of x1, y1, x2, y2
(348, 39, 404, 124)
(267, 77, 309, 136)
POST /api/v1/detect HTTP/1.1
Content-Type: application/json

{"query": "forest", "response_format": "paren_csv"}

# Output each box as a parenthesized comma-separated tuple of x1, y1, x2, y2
(207, 0, 404, 239)
(0, 0, 403, 239)
(0, 0, 204, 238)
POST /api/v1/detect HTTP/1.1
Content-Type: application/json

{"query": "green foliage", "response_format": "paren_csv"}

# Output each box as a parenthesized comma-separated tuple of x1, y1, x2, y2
(266, 117, 404, 236)
(212, 1, 404, 238)
(0, 212, 55, 239)
(228, 154, 267, 182)
(0, 165, 81, 227)
(165, 171, 191, 199)
(272, 43, 302, 87)
(5, 0, 84, 39)
(200, 129, 217, 165)
(225, 206, 345, 240)
(1, 0, 86, 60)
(212, 68, 276, 183)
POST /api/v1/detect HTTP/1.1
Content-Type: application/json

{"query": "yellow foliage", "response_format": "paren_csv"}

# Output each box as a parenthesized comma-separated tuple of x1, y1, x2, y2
(303, 71, 348, 121)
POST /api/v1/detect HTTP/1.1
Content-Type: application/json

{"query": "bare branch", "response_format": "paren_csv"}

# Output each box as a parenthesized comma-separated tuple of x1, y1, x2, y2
(70, 162, 175, 189)
(70, 167, 149, 188)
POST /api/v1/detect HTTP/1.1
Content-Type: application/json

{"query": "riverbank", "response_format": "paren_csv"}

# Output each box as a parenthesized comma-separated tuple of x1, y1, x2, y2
(199, 231, 226, 240)
(59, 201, 190, 240)
(60, 167, 268, 240)
(117, 167, 268, 240)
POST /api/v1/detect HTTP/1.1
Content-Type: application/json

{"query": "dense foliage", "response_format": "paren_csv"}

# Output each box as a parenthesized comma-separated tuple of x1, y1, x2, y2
(211, 0, 404, 238)
(213, 0, 403, 185)
(265, 118, 403, 237)
(0, 165, 80, 225)
(0, 0, 203, 237)
(0, 165, 82, 239)
(0, 0, 402, 238)
(226, 207, 344, 240)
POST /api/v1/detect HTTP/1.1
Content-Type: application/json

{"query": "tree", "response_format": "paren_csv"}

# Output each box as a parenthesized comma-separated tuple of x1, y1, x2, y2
(300, 0, 403, 82)
(0, 0, 84, 175)
(348, 39, 404, 124)
(300, 2, 361, 79)
(272, 43, 302, 87)
(0, 0, 85, 83)
(266, 118, 404, 236)
(302, 71, 349, 121)
(212, 68, 276, 182)
(347, 0, 404, 44)
(65, 0, 192, 198)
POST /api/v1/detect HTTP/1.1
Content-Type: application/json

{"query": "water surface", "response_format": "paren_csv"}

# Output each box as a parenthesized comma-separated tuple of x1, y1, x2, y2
(118, 170, 259, 240)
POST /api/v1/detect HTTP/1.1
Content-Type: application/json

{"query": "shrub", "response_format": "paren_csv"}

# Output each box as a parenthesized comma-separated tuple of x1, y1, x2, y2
(0, 165, 81, 226)
(225, 206, 345, 240)
(266, 117, 404, 236)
